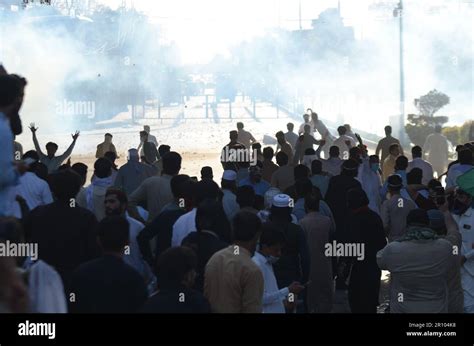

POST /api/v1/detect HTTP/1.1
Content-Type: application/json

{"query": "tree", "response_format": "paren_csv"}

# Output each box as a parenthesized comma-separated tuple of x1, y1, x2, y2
(405, 89, 450, 146)
(414, 89, 450, 117)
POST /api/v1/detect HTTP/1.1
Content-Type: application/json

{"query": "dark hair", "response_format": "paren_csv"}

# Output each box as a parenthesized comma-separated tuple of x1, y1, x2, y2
(195, 199, 221, 232)
(230, 130, 238, 140)
(46, 142, 58, 151)
(384, 125, 392, 135)
(94, 158, 112, 179)
(259, 222, 286, 248)
(23, 150, 39, 161)
(295, 178, 312, 199)
(347, 188, 369, 210)
(104, 151, 117, 164)
(311, 159, 323, 175)
(170, 174, 191, 199)
(427, 179, 442, 191)
(387, 174, 403, 192)
(97, 216, 129, 252)
(275, 131, 285, 139)
(395, 155, 408, 170)
(369, 155, 379, 163)
(294, 164, 310, 180)
(200, 166, 213, 179)
(195, 180, 220, 205)
(233, 211, 262, 242)
(304, 192, 320, 212)
(329, 146, 340, 157)
(349, 147, 360, 158)
(158, 145, 171, 157)
(105, 188, 128, 205)
(140, 130, 148, 137)
(341, 159, 359, 178)
(236, 185, 255, 208)
(411, 145, 422, 158)
(252, 142, 262, 151)
(287, 123, 294, 130)
(162, 152, 182, 175)
(337, 126, 346, 135)
(0, 75, 23, 107)
(407, 167, 423, 185)
(49, 170, 82, 202)
(263, 147, 274, 160)
(389, 143, 400, 153)
(458, 149, 473, 165)
(156, 247, 197, 289)
(105, 133, 113, 138)
(276, 151, 288, 166)
(71, 162, 88, 186)
(406, 209, 430, 227)
(237, 122, 244, 129)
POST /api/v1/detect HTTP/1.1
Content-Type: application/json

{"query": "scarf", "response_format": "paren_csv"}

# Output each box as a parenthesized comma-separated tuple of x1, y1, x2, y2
(397, 226, 439, 242)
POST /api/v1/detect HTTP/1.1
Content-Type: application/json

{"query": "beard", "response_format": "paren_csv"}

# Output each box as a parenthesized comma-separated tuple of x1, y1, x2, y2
(105, 208, 122, 216)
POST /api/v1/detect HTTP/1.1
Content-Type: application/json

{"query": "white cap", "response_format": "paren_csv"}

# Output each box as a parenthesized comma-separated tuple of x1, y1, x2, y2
(222, 170, 237, 181)
(272, 194, 291, 208)
(264, 187, 281, 209)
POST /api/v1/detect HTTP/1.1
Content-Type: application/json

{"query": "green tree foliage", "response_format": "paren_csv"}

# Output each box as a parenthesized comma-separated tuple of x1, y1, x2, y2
(405, 89, 450, 146)
(443, 120, 474, 146)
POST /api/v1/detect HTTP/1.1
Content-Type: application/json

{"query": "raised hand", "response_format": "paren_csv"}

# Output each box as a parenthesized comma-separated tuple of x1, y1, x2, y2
(355, 133, 363, 145)
(72, 131, 80, 141)
(29, 123, 38, 133)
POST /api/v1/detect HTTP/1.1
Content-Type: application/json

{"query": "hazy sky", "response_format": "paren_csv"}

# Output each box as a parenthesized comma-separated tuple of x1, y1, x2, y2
(98, 0, 469, 64)
(100, 0, 378, 64)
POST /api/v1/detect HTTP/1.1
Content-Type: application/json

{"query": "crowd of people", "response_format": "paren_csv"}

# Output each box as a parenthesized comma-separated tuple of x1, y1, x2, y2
(1, 66, 474, 314)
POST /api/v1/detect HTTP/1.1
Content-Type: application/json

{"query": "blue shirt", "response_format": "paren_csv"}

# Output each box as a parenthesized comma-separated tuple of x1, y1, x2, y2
(310, 174, 330, 198)
(0, 112, 19, 216)
(238, 178, 270, 196)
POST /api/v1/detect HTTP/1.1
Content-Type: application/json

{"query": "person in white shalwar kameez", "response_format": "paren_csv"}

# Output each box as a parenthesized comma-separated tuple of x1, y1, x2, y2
(358, 155, 382, 215)
(423, 126, 449, 178)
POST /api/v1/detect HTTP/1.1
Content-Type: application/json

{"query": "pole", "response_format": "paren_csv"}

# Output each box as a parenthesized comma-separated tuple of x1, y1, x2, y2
(399, 0, 405, 143)
(299, 0, 302, 31)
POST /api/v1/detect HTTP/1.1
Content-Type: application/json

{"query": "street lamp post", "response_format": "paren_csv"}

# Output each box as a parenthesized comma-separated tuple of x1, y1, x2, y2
(394, 0, 405, 143)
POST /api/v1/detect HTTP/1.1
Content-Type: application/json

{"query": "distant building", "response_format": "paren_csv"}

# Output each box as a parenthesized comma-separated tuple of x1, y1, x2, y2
(293, 8, 355, 52)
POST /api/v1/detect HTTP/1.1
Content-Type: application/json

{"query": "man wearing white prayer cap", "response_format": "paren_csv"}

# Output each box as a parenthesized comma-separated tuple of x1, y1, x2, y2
(221, 170, 239, 222)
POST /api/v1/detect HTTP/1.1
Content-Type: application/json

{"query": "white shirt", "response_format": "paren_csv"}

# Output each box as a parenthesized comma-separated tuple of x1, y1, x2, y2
(171, 208, 197, 247)
(252, 252, 289, 313)
(452, 208, 474, 308)
(10, 172, 53, 218)
(407, 158, 434, 185)
(298, 121, 315, 136)
(284, 131, 299, 150)
(321, 157, 343, 176)
(333, 135, 356, 159)
(222, 189, 239, 222)
(312, 119, 333, 140)
(358, 160, 382, 215)
(124, 215, 155, 285)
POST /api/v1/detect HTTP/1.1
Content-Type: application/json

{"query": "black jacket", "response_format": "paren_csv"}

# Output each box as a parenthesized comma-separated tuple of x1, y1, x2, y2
(69, 255, 148, 313)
